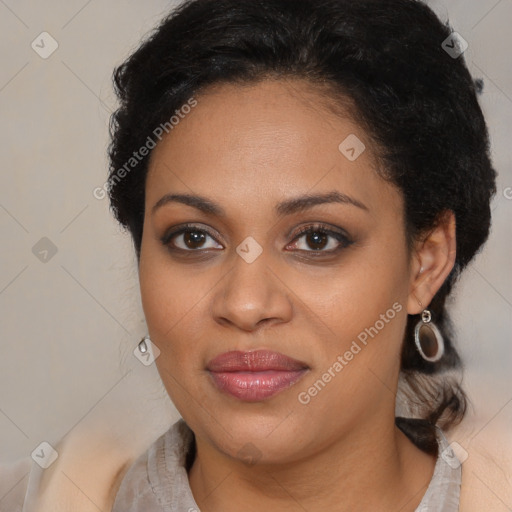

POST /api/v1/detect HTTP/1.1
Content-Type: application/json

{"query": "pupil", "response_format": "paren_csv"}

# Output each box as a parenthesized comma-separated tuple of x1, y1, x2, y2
(185, 231, 205, 249)
(307, 232, 327, 250)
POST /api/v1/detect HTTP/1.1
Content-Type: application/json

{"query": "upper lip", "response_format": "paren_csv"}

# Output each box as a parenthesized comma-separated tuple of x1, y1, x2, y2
(207, 350, 309, 372)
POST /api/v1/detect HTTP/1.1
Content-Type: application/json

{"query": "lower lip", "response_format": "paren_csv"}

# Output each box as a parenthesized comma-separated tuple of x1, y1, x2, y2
(209, 370, 307, 402)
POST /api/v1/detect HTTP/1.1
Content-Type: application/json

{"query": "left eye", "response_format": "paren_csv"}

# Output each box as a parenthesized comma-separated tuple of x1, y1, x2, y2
(287, 225, 352, 253)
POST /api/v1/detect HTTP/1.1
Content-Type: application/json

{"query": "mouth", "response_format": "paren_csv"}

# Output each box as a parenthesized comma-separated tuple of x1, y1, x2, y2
(206, 350, 309, 402)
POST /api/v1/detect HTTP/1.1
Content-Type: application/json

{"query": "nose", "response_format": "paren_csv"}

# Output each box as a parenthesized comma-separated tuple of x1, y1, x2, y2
(211, 249, 293, 332)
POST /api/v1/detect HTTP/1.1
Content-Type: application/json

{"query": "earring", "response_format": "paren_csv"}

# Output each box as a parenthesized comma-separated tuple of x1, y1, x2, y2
(138, 336, 150, 353)
(414, 309, 444, 362)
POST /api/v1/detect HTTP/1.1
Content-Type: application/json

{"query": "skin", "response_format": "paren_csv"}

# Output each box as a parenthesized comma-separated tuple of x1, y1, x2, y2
(138, 78, 456, 512)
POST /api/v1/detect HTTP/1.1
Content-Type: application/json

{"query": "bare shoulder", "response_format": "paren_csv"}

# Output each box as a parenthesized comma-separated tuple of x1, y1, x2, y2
(457, 433, 512, 511)
(0, 457, 33, 512)
(0, 433, 138, 512)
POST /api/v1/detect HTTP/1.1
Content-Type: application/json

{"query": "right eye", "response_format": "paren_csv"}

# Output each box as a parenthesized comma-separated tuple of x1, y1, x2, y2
(161, 224, 224, 252)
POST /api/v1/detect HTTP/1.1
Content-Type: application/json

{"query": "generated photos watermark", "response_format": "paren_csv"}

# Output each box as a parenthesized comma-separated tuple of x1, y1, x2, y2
(93, 97, 198, 200)
(298, 301, 403, 405)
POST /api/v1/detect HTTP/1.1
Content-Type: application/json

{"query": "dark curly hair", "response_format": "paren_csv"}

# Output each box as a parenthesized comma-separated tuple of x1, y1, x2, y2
(107, 0, 497, 455)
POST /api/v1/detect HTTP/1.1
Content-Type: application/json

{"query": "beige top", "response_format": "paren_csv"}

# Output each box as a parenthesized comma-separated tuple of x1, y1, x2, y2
(111, 419, 462, 511)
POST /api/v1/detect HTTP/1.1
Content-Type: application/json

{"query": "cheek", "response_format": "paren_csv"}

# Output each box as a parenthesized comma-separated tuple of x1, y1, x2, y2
(292, 238, 410, 410)
(139, 253, 212, 413)
(299, 243, 409, 340)
(292, 266, 408, 425)
(139, 248, 208, 360)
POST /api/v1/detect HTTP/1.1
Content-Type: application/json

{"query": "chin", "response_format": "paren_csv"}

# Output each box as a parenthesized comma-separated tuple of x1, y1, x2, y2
(195, 409, 313, 465)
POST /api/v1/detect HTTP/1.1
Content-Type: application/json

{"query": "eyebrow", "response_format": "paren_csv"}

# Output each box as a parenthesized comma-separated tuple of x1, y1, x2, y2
(151, 191, 369, 217)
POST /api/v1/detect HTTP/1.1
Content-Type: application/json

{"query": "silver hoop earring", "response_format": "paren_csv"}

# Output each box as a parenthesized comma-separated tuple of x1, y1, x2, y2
(138, 336, 150, 354)
(414, 309, 444, 362)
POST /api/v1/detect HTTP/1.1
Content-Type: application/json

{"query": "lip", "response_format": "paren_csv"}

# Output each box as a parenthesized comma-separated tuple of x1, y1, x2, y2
(207, 350, 309, 402)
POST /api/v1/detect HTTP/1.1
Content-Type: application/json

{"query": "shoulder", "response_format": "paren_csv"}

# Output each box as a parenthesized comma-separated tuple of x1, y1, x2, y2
(437, 420, 512, 512)
(111, 436, 163, 512)
(0, 428, 147, 512)
(0, 457, 33, 512)
(457, 432, 512, 511)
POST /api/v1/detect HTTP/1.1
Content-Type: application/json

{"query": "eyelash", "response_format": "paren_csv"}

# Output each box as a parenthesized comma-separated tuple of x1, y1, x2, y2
(161, 223, 353, 257)
(291, 224, 353, 254)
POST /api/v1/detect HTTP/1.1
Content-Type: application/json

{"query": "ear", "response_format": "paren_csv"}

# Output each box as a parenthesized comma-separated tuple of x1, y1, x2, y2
(407, 210, 457, 315)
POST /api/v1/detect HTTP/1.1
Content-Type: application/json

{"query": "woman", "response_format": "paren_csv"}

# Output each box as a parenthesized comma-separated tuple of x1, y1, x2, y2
(105, 0, 497, 510)
(1, 0, 497, 511)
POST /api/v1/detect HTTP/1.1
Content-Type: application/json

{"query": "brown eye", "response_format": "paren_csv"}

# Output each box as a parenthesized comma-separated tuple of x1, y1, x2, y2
(287, 224, 353, 253)
(161, 225, 223, 252)
(303, 231, 329, 250)
(181, 230, 207, 249)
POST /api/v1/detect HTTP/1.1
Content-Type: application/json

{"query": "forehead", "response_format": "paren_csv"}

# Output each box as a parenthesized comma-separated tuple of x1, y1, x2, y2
(146, 79, 400, 218)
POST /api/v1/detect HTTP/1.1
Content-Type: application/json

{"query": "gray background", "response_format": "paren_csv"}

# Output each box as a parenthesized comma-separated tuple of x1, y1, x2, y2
(0, 0, 510, 494)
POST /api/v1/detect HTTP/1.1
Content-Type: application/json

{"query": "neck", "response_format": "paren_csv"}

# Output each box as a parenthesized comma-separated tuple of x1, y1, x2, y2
(188, 414, 436, 512)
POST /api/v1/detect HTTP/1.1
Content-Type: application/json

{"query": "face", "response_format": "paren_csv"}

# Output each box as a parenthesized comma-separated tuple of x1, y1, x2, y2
(139, 79, 414, 464)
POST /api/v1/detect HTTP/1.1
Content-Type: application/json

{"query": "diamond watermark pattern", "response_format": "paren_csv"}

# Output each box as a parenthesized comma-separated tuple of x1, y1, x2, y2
(237, 442, 262, 465)
(133, 337, 161, 366)
(31, 32, 59, 59)
(441, 32, 468, 59)
(236, 236, 263, 264)
(441, 441, 468, 469)
(338, 134, 366, 161)
(32, 237, 58, 263)
(31, 441, 59, 469)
